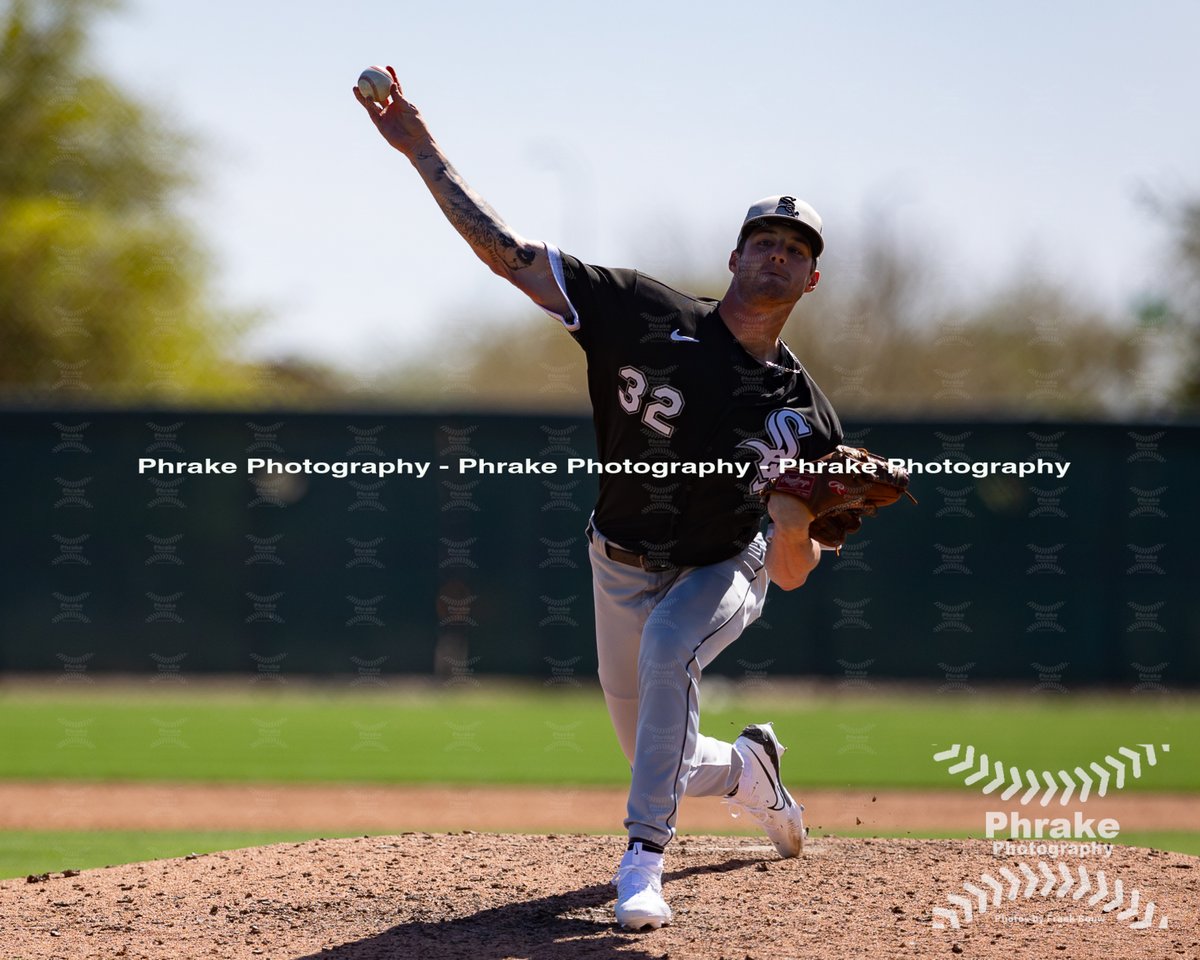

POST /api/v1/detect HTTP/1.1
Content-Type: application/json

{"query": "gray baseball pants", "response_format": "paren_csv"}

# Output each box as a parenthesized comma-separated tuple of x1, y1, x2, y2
(588, 523, 771, 848)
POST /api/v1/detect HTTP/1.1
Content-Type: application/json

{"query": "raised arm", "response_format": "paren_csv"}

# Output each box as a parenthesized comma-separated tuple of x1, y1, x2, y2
(353, 67, 570, 319)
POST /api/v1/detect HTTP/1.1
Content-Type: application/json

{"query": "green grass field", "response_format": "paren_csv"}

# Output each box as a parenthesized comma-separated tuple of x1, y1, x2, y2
(1, 681, 1197, 877)
(2, 683, 1197, 788)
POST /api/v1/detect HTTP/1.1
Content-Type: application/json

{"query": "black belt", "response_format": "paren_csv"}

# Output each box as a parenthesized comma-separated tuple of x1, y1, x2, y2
(586, 521, 676, 573)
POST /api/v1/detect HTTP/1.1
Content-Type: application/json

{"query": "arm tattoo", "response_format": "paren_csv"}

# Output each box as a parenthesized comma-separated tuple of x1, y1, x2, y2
(417, 155, 536, 273)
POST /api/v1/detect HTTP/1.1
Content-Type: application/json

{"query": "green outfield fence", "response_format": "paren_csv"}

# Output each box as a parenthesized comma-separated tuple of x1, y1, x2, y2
(1, 410, 1195, 686)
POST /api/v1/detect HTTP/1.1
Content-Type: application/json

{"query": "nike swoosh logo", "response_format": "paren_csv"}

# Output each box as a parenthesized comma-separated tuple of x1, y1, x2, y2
(670, 330, 700, 343)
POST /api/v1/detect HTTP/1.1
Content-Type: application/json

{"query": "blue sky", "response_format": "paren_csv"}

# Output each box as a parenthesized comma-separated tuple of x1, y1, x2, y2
(91, 0, 1199, 370)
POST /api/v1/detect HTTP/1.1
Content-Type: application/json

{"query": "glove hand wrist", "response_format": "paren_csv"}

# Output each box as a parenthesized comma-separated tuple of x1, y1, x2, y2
(766, 491, 814, 531)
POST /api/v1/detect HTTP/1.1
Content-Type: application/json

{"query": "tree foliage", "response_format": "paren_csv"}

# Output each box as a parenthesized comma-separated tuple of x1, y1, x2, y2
(1158, 197, 1200, 409)
(0, 0, 254, 401)
(1, 1, 1181, 415)
(378, 231, 1151, 418)
(777, 245, 1144, 416)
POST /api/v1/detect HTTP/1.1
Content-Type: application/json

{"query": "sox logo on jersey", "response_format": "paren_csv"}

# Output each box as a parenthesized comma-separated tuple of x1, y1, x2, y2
(738, 408, 814, 494)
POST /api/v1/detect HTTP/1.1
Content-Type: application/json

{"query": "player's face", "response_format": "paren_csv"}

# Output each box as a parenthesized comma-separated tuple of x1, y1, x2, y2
(729, 225, 820, 304)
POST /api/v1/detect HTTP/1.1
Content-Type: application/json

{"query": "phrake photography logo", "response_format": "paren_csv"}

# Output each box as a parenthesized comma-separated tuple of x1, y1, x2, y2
(928, 742, 1173, 933)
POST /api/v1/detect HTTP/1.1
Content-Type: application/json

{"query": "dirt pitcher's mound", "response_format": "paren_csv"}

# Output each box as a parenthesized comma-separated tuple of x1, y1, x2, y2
(2, 834, 1197, 960)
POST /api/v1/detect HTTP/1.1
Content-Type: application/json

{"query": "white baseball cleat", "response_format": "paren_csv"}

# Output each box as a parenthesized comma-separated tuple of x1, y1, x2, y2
(728, 722, 805, 858)
(613, 842, 672, 930)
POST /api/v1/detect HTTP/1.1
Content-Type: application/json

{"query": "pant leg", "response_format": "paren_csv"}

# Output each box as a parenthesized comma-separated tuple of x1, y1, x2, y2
(588, 529, 678, 765)
(624, 534, 770, 847)
(591, 524, 738, 795)
(685, 733, 739, 798)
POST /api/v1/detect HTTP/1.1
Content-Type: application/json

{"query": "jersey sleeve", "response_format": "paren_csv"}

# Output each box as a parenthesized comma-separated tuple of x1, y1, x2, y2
(540, 245, 638, 353)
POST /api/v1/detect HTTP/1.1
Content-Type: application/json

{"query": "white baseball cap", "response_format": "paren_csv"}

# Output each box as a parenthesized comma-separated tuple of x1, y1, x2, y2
(737, 195, 824, 258)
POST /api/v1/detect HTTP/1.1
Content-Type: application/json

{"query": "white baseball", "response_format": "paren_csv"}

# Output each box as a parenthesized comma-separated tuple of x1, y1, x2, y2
(357, 66, 393, 103)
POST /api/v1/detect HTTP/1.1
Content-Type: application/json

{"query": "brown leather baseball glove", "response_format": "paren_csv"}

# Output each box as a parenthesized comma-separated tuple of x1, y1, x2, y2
(764, 445, 916, 551)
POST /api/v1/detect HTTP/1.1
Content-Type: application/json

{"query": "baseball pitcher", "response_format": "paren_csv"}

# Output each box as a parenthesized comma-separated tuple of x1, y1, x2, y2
(355, 68, 910, 931)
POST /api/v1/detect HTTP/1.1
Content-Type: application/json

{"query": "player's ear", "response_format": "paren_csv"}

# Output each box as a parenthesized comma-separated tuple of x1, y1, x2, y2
(728, 250, 738, 274)
(805, 269, 820, 293)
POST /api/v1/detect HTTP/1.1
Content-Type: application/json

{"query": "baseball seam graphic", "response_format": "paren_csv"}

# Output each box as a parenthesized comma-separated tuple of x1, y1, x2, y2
(932, 744, 1170, 804)
(931, 861, 1169, 931)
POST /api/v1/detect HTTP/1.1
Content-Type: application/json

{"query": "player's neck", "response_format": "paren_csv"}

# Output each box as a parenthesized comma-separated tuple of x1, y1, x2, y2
(716, 289, 793, 365)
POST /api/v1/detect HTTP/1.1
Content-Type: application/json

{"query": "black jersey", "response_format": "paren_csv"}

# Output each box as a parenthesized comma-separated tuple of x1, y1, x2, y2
(552, 248, 843, 567)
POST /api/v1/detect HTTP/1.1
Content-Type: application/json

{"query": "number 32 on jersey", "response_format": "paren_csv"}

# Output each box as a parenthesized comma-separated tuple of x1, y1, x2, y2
(617, 365, 685, 437)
